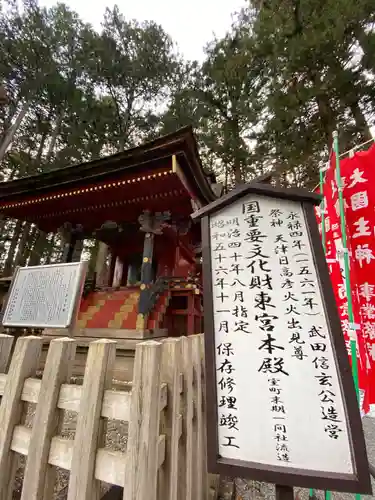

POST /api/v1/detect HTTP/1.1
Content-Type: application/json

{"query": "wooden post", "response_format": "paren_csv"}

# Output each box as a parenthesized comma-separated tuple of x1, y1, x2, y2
(137, 210, 170, 330)
(0, 334, 13, 373)
(108, 249, 116, 286)
(199, 333, 211, 500)
(158, 338, 182, 500)
(71, 225, 84, 262)
(276, 485, 294, 500)
(137, 232, 154, 330)
(112, 256, 124, 288)
(67, 339, 116, 500)
(21, 338, 76, 500)
(187, 293, 195, 335)
(181, 336, 194, 500)
(192, 334, 204, 500)
(0, 336, 42, 499)
(140, 232, 155, 286)
(123, 340, 162, 500)
(95, 241, 110, 287)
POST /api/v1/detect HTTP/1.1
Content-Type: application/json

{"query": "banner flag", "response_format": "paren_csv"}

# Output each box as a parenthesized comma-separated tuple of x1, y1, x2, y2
(315, 145, 375, 413)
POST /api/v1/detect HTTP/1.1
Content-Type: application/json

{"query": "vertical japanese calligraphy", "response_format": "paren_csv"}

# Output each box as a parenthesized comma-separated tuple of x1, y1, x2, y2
(210, 194, 353, 474)
(316, 147, 375, 412)
(2, 262, 87, 328)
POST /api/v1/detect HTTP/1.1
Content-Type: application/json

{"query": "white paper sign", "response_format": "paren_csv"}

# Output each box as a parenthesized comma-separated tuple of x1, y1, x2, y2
(210, 194, 353, 475)
(2, 262, 87, 329)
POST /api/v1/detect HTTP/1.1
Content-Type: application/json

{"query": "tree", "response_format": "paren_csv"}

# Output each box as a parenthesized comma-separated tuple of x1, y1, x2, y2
(162, 32, 263, 187)
(1, 0, 375, 275)
(240, 0, 375, 187)
(82, 6, 179, 151)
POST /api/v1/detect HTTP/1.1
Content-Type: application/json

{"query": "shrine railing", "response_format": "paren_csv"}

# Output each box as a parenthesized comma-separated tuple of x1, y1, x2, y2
(168, 276, 202, 293)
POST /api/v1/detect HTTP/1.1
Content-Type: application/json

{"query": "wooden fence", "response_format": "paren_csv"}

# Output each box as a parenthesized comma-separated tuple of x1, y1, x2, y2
(0, 333, 217, 500)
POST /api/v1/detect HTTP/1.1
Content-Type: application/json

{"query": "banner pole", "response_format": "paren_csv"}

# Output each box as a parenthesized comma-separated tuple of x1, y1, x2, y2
(319, 164, 327, 251)
(332, 130, 361, 500)
(332, 130, 360, 398)
(309, 162, 329, 500)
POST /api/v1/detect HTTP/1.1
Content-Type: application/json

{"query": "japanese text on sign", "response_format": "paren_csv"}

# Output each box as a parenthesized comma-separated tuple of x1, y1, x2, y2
(210, 194, 353, 474)
(2, 262, 86, 329)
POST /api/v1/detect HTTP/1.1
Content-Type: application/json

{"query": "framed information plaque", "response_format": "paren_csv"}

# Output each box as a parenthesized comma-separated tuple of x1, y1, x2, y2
(192, 183, 371, 494)
(2, 261, 87, 329)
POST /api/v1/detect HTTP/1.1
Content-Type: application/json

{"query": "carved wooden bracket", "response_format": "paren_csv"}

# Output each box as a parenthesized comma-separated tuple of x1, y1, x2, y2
(138, 210, 171, 234)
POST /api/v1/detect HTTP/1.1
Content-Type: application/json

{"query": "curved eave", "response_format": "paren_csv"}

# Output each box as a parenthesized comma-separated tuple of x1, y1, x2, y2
(0, 168, 199, 233)
(0, 126, 217, 207)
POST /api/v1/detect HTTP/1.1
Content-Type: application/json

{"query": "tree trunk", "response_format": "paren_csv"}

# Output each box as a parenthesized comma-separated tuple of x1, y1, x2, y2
(224, 164, 229, 194)
(355, 27, 375, 73)
(44, 233, 56, 264)
(315, 93, 335, 149)
(12, 120, 59, 267)
(0, 214, 6, 251)
(0, 101, 30, 162)
(230, 118, 243, 185)
(233, 160, 242, 185)
(306, 69, 336, 149)
(13, 222, 32, 268)
(45, 112, 63, 163)
(28, 230, 48, 266)
(349, 101, 372, 141)
(329, 57, 372, 142)
(3, 220, 23, 276)
(23, 225, 38, 264)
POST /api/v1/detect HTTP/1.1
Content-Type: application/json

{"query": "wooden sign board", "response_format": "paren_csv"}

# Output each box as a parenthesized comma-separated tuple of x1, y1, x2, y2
(2, 261, 87, 329)
(192, 183, 371, 494)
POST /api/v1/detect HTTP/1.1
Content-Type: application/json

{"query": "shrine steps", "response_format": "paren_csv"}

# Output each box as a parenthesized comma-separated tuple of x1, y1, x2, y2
(77, 288, 140, 329)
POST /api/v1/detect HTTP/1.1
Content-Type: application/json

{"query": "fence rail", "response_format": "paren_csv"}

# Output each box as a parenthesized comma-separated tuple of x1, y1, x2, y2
(0, 333, 214, 500)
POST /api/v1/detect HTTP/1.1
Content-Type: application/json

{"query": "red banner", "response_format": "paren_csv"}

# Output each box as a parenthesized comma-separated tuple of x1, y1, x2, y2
(339, 147, 375, 408)
(316, 145, 375, 413)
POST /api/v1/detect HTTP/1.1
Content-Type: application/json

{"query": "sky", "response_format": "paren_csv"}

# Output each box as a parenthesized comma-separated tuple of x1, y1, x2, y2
(39, 0, 247, 61)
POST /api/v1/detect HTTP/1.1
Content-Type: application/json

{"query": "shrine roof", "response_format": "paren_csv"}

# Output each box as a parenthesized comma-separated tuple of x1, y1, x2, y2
(0, 126, 217, 206)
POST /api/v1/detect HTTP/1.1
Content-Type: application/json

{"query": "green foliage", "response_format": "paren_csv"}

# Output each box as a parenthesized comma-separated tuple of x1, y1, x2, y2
(162, 0, 375, 188)
(1, 0, 375, 189)
(0, 0, 179, 178)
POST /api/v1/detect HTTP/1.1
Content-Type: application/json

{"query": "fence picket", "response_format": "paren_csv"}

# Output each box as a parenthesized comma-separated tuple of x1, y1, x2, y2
(124, 340, 162, 500)
(0, 334, 13, 373)
(199, 334, 210, 500)
(21, 338, 76, 500)
(0, 336, 42, 500)
(192, 335, 204, 500)
(181, 336, 194, 500)
(158, 338, 182, 500)
(0, 334, 209, 500)
(67, 339, 117, 500)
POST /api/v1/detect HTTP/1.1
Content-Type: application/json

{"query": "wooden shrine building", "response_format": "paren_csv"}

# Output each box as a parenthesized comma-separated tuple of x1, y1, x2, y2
(0, 127, 221, 341)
